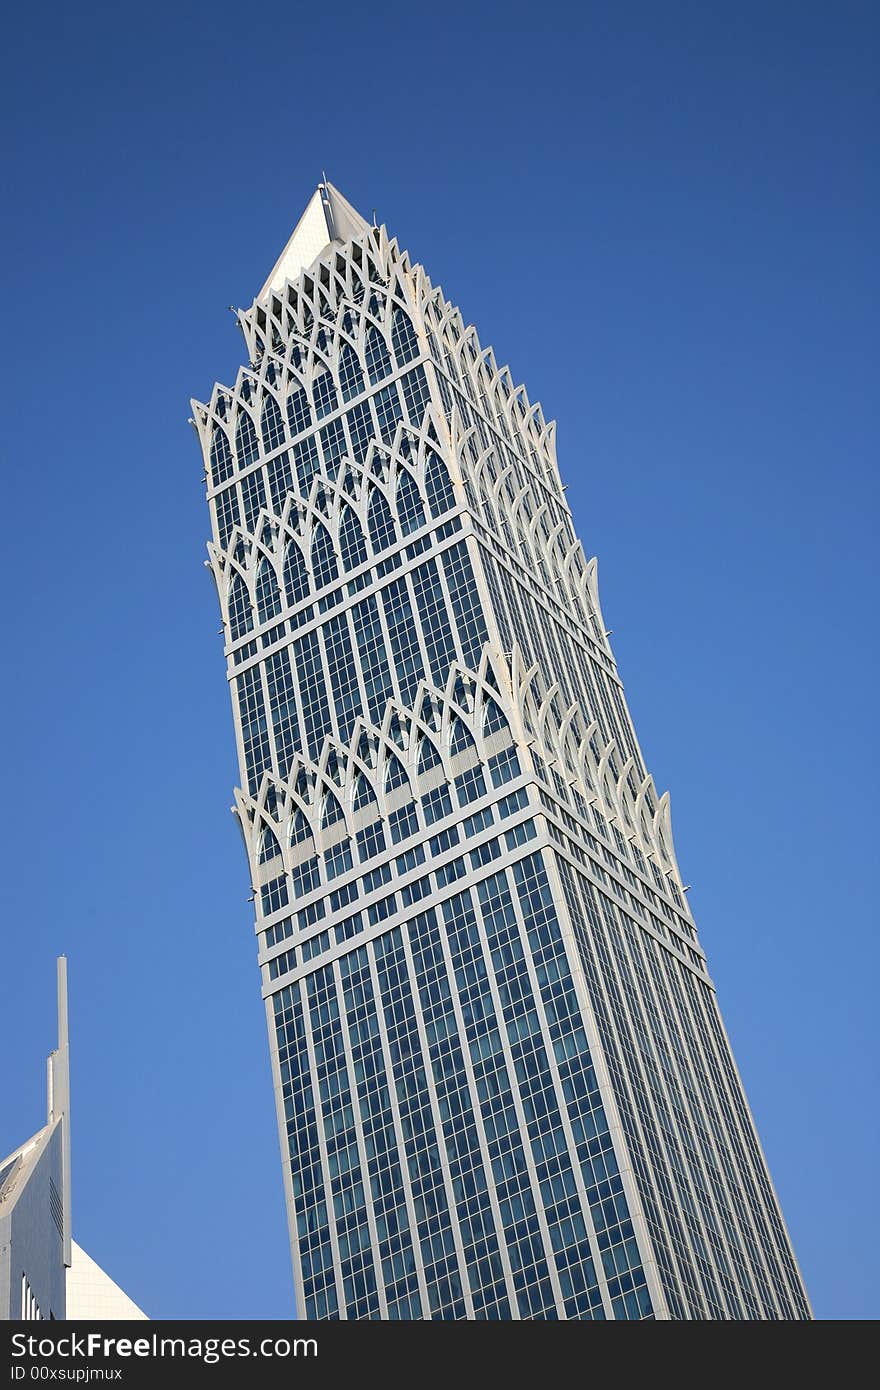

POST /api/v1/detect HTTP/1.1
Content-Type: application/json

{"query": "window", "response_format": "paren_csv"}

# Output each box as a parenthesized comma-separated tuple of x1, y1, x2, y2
(470, 838, 501, 869)
(210, 425, 233, 483)
(463, 805, 493, 837)
(505, 820, 536, 850)
(346, 400, 374, 463)
(255, 558, 281, 625)
(356, 820, 385, 861)
(367, 488, 397, 554)
(313, 370, 336, 420)
(291, 857, 320, 898)
(482, 696, 509, 736)
(443, 541, 489, 669)
(401, 875, 431, 907)
(267, 452, 293, 513)
(311, 523, 338, 590)
(391, 307, 419, 365)
(384, 753, 409, 792)
(240, 470, 266, 532)
(425, 452, 456, 517)
(326, 841, 353, 880)
(236, 665, 270, 792)
(362, 861, 392, 894)
(214, 487, 239, 549)
(400, 365, 430, 423)
(259, 824, 281, 863)
(283, 542, 310, 607)
(396, 844, 426, 874)
(293, 436, 319, 494)
(388, 803, 418, 843)
(228, 572, 252, 641)
(435, 856, 466, 887)
(320, 418, 346, 477)
(374, 384, 402, 444)
(417, 736, 442, 774)
(422, 783, 452, 825)
(499, 787, 529, 819)
(334, 911, 362, 943)
(338, 343, 365, 401)
(381, 577, 423, 706)
(455, 765, 487, 806)
(301, 930, 330, 962)
(365, 325, 392, 383)
(339, 504, 367, 571)
(261, 394, 285, 451)
(287, 386, 312, 436)
(260, 874, 288, 916)
(396, 469, 426, 535)
(449, 714, 476, 758)
(351, 595, 393, 721)
(488, 746, 520, 788)
(429, 825, 459, 855)
(329, 879, 358, 912)
(352, 773, 377, 812)
(235, 411, 259, 467)
(289, 809, 312, 847)
(320, 792, 345, 829)
(368, 893, 397, 925)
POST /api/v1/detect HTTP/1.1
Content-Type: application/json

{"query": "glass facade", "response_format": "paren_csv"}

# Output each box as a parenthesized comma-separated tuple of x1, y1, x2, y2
(192, 183, 810, 1319)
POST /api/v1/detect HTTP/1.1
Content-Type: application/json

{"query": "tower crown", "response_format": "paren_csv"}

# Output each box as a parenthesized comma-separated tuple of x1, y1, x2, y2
(259, 181, 371, 302)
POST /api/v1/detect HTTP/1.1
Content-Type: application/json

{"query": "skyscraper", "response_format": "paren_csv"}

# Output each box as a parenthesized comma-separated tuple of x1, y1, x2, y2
(192, 182, 810, 1321)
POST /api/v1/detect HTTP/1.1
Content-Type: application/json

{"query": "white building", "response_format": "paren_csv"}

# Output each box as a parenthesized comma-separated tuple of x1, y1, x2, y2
(0, 960, 146, 1320)
(192, 183, 811, 1320)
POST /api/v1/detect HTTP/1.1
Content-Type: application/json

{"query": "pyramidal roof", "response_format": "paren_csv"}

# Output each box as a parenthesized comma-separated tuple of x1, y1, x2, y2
(258, 181, 371, 302)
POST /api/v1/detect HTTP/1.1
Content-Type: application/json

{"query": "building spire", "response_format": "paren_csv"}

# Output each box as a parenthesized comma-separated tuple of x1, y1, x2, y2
(47, 956, 72, 1267)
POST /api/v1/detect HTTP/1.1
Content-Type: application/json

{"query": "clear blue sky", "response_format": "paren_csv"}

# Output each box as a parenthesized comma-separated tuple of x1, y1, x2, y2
(1, 1, 876, 1321)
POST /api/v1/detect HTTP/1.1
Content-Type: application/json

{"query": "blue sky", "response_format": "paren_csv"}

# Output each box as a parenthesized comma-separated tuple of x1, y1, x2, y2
(1, 1, 876, 1321)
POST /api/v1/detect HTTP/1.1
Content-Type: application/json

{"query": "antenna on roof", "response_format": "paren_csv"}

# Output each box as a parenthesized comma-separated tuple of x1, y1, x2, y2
(49, 957, 72, 1269)
(321, 174, 337, 241)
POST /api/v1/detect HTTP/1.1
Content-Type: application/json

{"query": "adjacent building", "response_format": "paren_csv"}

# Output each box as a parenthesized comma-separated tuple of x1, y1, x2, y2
(0, 960, 146, 1321)
(192, 182, 811, 1319)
